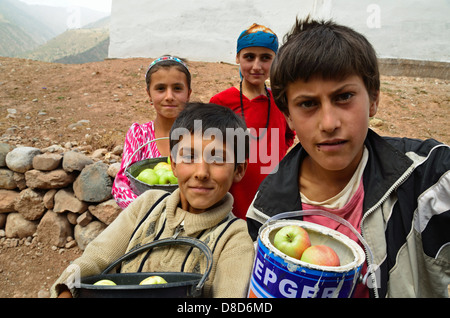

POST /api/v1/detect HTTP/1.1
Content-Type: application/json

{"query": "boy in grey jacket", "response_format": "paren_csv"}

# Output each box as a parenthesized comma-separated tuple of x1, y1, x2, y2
(246, 17, 450, 298)
(53, 103, 254, 298)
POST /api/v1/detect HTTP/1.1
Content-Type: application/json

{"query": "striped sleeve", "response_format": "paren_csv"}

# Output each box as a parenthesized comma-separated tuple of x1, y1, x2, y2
(112, 121, 161, 209)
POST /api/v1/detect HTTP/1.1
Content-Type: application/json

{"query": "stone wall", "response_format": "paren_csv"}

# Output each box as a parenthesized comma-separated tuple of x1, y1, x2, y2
(378, 58, 450, 80)
(0, 143, 124, 251)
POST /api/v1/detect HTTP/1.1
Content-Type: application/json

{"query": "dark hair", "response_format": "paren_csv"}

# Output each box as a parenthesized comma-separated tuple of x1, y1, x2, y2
(145, 55, 192, 91)
(270, 17, 380, 114)
(170, 103, 249, 165)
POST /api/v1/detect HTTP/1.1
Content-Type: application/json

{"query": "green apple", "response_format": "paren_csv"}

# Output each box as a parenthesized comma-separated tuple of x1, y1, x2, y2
(158, 170, 178, 184)
(139, 275, 167, 285)
(301, 245, 340, 267)
(154, 167, 168, 178)
(273, 225, 311, 260)
(153, 162, 171, 171)
(167, 171, 178, 184)
(93, 279, 116, 286)
(137, 168, 159, 185)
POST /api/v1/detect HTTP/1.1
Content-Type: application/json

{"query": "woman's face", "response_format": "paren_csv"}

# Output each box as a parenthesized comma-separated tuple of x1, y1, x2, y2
(147, 67, 191, 119)
(236, 47, 275, 87)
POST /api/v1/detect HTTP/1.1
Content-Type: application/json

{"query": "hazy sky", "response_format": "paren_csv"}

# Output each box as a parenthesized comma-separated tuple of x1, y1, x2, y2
(18, 0, 112, 13)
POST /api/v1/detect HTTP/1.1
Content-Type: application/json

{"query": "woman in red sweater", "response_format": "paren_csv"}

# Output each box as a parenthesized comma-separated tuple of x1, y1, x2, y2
(210, 23, 295, 219)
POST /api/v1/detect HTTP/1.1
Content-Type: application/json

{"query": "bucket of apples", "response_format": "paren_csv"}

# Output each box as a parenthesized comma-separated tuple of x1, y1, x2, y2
(76, 237, 212, 298)
(248, 210, 375, 298)
(125, 138, 178, 195)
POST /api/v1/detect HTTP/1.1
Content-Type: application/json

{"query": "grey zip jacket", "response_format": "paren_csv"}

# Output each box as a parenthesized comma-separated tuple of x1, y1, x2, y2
(246, 129, 450, 298)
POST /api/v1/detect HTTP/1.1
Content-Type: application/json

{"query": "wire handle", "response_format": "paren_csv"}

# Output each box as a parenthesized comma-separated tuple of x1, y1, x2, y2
(124, 137, 169, 171)
(101, 237, 213, 296)
(262, 210, 378, 291)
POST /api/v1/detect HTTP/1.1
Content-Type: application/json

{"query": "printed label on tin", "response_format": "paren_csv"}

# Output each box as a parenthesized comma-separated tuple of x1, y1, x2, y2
(248, 240, 360, 298)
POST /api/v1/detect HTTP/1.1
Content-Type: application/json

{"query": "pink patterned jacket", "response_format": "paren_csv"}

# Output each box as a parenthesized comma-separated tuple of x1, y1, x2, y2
(112, 121, 161, 209)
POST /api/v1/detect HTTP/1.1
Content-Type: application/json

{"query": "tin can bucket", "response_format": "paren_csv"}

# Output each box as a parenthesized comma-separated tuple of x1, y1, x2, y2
(124, 137, 178, 195)
(76, 237, 212, 298)
(248, 210, 371, 298)
(126, 157, 178, 195)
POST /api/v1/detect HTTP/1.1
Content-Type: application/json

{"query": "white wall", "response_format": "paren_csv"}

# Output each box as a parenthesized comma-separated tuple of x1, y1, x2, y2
(109, 0, 450, 63)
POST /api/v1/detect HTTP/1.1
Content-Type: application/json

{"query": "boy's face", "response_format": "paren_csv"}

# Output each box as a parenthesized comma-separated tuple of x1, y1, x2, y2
(284, 75, 379, 175)
(236, 47, 275, 87)
(146, 67, 191, 119)
(171, 133, 246, 214)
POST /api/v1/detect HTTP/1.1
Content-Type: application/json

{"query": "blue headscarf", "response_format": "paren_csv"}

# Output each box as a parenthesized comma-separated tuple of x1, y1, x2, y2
(237, 23, 279, 54)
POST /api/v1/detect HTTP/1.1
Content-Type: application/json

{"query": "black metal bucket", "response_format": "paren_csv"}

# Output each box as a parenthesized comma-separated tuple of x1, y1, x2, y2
(125, 156, 178, 195)
(76, 237, 212, 298)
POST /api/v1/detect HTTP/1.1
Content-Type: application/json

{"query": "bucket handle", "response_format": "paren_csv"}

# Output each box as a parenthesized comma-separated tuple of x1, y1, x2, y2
(124, 137, 170, 171)
(263, 210, 378, 289)
(101, 236, 213, 296)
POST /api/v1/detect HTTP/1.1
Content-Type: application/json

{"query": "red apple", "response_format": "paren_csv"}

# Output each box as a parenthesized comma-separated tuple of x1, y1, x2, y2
(273, 225, 311, 259)
(300, 245, 340, 266)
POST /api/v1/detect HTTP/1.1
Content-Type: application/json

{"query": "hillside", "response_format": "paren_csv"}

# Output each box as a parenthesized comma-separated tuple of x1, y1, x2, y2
(54, 37, 110, 64)
(0, 18, 40, 56)
(0, 0, 56, 56)
(22, 28, 110, 63)
(0, 0, 110, 63)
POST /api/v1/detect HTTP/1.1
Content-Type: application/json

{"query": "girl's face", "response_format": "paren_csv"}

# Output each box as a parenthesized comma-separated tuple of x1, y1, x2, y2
(285, 75, 379, 176)
(171, 133, 246, 214)
(147, 67, 191, 119)
(236, 47, 275, 87)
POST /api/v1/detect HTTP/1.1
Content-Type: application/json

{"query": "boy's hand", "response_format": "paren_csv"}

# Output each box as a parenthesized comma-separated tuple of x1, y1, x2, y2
(58, 289, 73, 298)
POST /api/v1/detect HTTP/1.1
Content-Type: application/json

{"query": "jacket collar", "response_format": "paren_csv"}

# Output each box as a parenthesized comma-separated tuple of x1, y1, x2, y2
(165, 189, 234, 236)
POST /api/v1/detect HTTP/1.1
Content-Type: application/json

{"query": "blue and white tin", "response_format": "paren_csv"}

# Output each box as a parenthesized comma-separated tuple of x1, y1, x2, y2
(248, 211, 367, 298)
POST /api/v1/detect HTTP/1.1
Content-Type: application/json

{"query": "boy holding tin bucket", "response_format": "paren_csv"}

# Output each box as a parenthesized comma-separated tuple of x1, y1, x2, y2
(246, 17, 450, 298)
(52, 103, 254, 298)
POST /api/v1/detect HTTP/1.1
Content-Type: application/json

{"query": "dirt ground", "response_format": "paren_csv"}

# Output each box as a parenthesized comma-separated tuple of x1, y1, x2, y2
(0, 56, 448, 298)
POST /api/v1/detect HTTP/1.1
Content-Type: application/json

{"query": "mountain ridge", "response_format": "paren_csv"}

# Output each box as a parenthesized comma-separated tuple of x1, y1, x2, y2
(1, 0, 110, 64)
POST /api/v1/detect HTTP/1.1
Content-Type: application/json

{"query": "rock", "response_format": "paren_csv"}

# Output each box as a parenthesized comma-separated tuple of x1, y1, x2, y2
(5, 146, 41, 173)
(66, 212, 78, 225)
(65, 239, 77, 249)
(0, 189, 20, 213)
(43, 189, 57, 209)
(111, 145, 123, 156)
(0, 143, 15, 167)
(24, 169, 76, 189)
(74, 221, 106, 250)
(13, 172, 26, 190)
(67, 119, 90, 130)
(73, 162, 112, 203)
(5, 213, 38, 238)
(62, 151, 93, 172)
(37, 211, 73, 247)
(88, 199, 121, 225)
(41, 144, 65, 153)
(76, 211, 93, 226)
(32, 153, 62, 171)
(107, 162, 121, 178)
(0, 168, 16, 189)
(53, 188, 88, 213)
(91, 148, 107, 159)
(14, 188, 46, 221)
